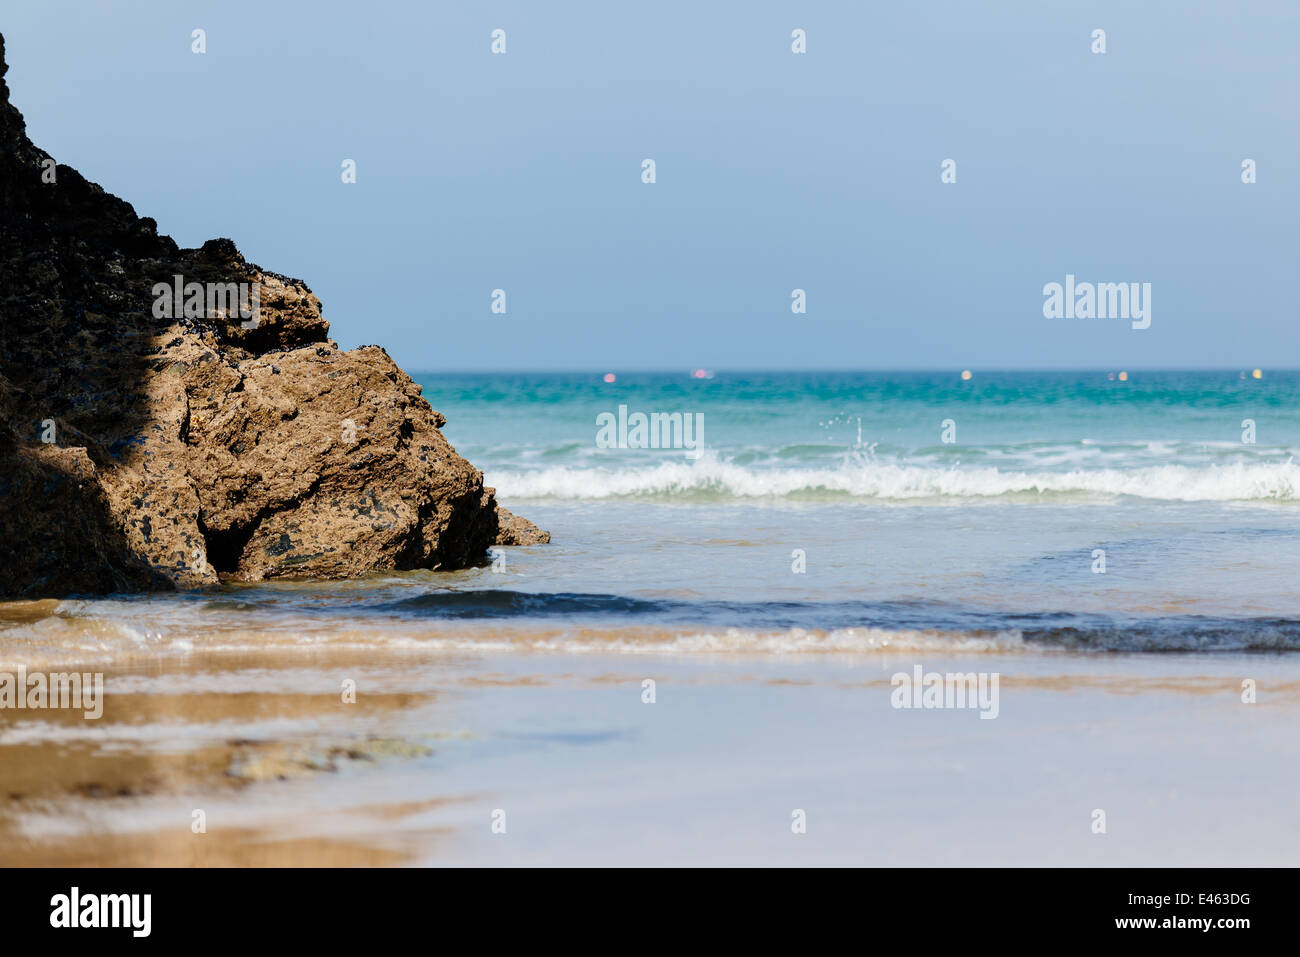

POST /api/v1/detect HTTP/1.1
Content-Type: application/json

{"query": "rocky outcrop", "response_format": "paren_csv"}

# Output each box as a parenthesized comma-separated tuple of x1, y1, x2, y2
(0, 33, 546, 598)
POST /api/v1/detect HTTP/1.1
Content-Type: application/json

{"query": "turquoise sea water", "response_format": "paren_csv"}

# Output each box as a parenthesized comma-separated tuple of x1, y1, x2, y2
(403, 369, 1300, 652)
(425, 370, 1300, 500)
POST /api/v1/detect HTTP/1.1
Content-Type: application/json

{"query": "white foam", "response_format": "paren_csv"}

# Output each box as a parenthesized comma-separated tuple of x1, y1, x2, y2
(488, 457, 1300, 503)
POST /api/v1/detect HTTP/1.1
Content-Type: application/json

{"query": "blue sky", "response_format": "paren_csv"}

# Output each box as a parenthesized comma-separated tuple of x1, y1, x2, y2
(5, 0, 1297, 369)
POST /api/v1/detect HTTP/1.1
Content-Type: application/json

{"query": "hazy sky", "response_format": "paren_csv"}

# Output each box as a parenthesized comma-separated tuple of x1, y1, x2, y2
(5, 0, 1297, 369)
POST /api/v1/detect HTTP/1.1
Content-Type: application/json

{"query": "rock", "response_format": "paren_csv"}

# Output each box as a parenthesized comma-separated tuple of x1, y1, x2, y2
(225, 738, 434, 784)
(0, 33, 546, 597)
(494, 505, 551, 546)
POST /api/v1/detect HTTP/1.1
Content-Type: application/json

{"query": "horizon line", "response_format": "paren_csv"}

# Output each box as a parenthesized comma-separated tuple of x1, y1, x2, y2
(403, 366, 1290, 374)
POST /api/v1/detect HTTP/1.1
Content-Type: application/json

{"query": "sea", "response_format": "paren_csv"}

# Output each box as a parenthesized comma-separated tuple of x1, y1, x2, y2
(433, 369, 1300, 653)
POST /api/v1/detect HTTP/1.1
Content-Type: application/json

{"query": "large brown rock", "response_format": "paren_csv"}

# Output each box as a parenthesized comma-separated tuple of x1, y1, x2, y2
(0, 33, 546, 597)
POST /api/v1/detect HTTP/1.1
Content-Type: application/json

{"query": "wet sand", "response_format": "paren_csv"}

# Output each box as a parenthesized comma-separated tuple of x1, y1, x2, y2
(2, 637, 1298, 866)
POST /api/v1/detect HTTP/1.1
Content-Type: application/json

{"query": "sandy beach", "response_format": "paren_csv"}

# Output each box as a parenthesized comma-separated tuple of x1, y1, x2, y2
(4, 619, 1298, 866)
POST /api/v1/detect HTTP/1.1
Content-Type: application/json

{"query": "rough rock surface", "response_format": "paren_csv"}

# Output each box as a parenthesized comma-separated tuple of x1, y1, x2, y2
(0, 33, 547, 598)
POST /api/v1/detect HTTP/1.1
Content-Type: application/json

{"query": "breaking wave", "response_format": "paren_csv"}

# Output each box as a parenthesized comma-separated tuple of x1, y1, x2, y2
(488, 458, 1300, 503)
